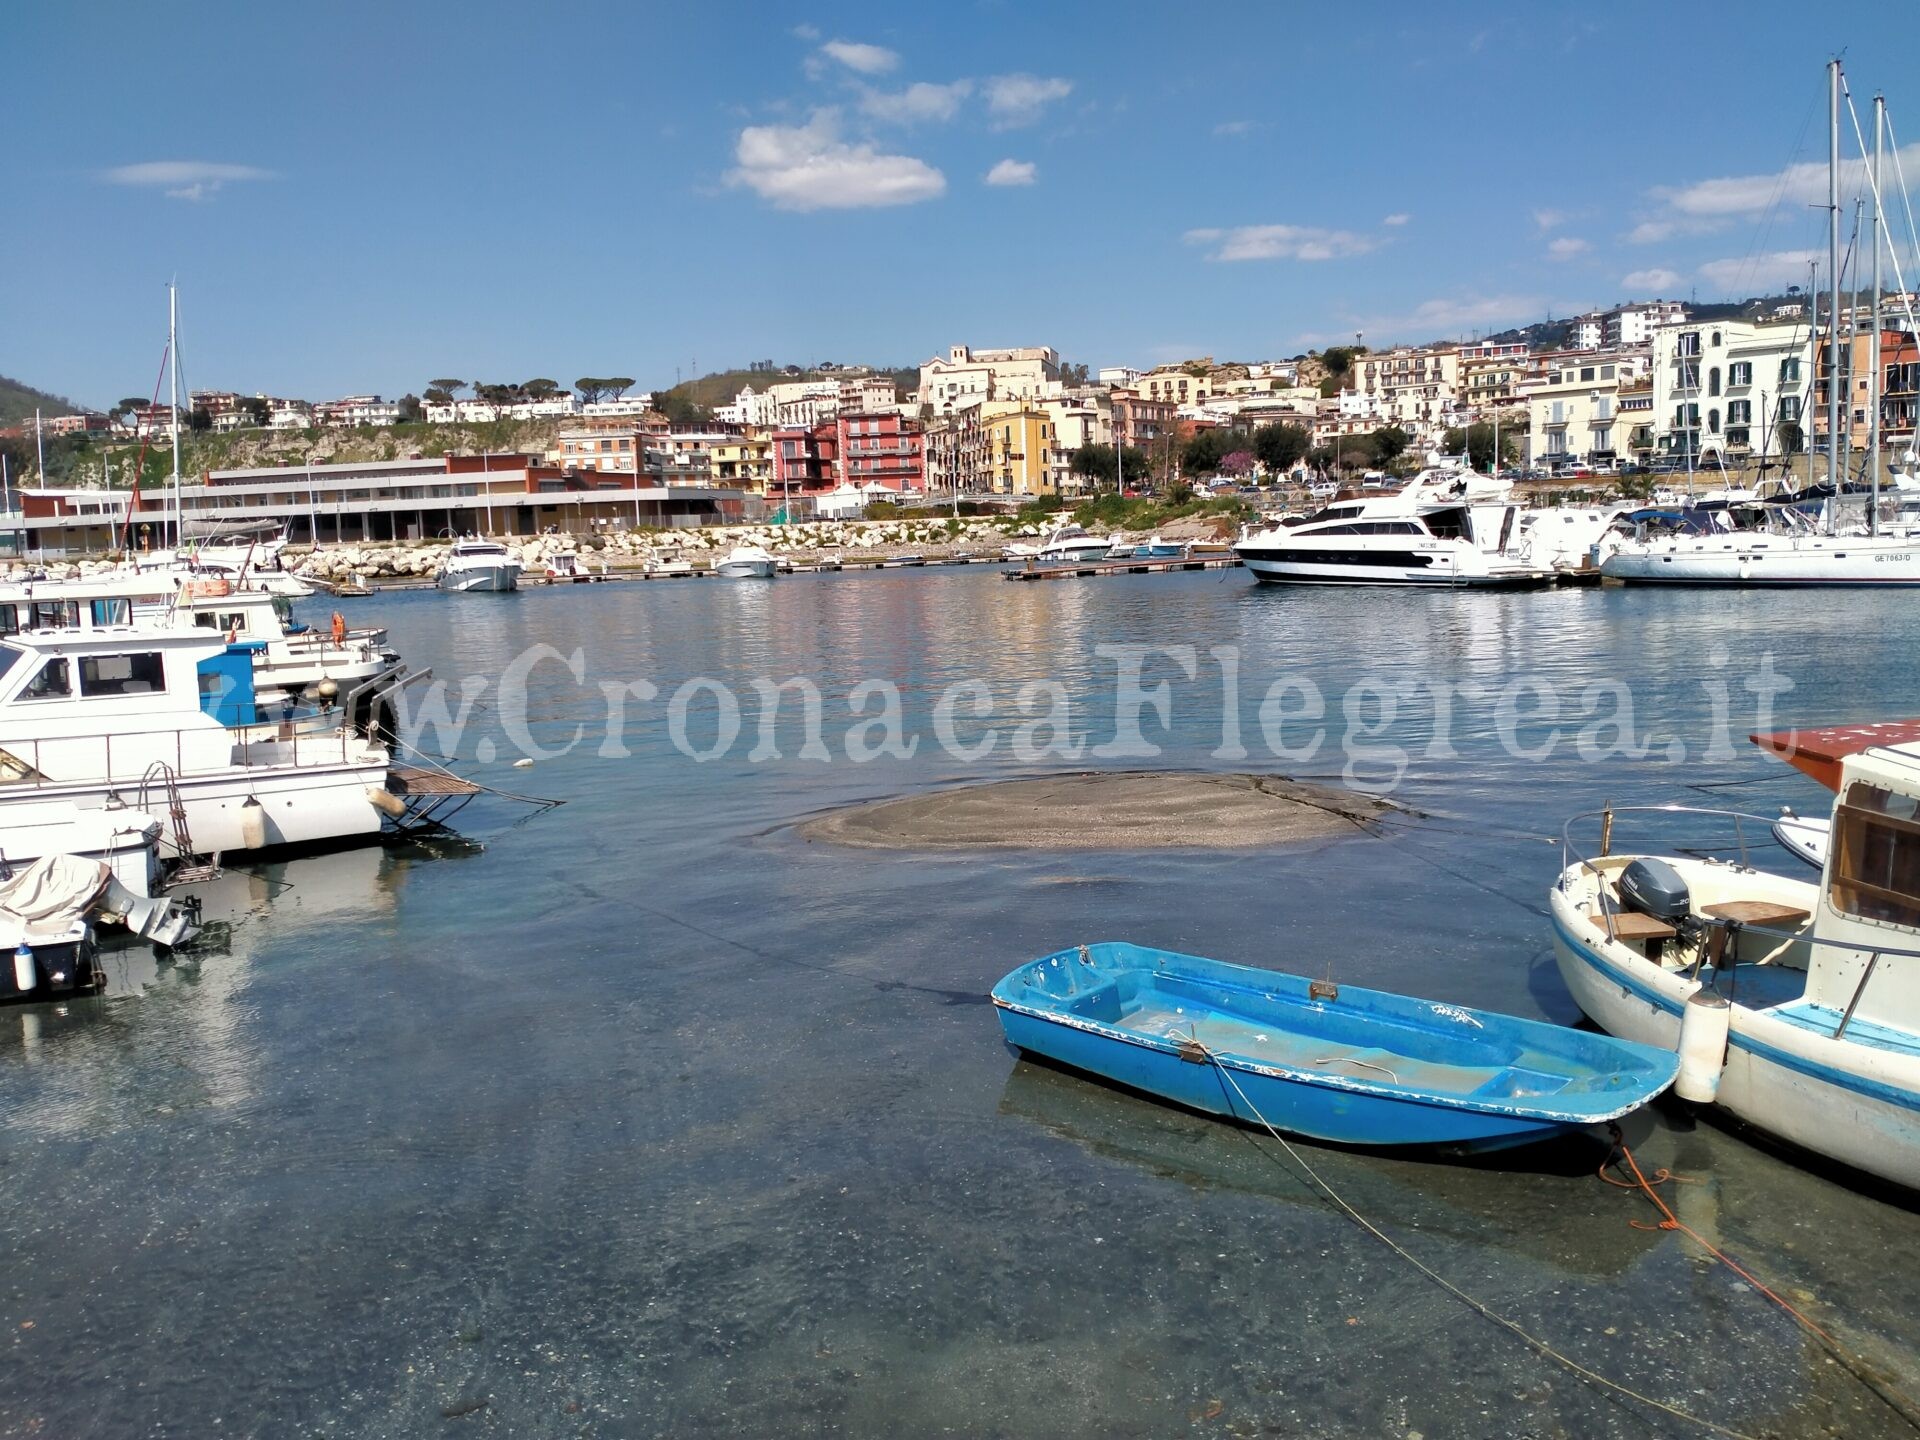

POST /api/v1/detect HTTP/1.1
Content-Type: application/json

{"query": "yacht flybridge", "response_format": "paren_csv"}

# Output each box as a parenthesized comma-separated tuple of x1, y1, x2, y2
(0, 626, 417, 857)
(1234, 467, 1553, 587)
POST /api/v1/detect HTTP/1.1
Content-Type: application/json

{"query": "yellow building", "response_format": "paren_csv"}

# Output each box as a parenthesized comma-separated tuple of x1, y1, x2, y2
(981, 404, 1067, 495)
(711, 431, 775, 492)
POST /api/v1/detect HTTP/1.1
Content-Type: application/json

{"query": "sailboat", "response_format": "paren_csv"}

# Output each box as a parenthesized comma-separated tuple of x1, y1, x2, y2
(1602, 60, 1920, 586)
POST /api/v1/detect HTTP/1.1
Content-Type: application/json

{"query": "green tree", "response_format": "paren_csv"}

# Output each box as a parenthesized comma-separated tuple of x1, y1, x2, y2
(1253, 422, 1311, 474)
(603, 376, 635, 400)
(423, 386, 454, 404)
(188, 406, 212, 432)
(522, 378, 561, 400)
(1442, 423, 1515, 472)
(114, 397, 148, 423)
(397, 393, 424, 423)
(1070, 444, 1117, 486)
(575, 377, 607, 404)
(241, 396, 271, 427)
(1370, 425, 1411, 466)
(427, 378, 465, 398)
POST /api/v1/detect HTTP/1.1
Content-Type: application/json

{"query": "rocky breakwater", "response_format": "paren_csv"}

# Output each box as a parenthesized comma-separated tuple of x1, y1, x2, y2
(294, 515, 1036, 581)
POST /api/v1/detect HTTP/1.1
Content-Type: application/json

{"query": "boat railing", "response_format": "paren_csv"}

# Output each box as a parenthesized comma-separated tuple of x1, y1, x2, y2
(1561, 802, 1920, 1038)
(3, 715, 383, 789)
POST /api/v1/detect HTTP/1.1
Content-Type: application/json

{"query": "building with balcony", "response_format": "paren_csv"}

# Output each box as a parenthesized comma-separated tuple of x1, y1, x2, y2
(1349, 345, 1462, 437)
(833, 411, 922, 491)
(1526, 353, 1633, 468)
(1654, 318, 1812, 460)
(980, 404, 1069, 495)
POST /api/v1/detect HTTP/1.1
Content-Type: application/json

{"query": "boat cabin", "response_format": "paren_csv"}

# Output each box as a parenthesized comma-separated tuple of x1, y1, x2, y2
(1808, 744, 1920, 1034)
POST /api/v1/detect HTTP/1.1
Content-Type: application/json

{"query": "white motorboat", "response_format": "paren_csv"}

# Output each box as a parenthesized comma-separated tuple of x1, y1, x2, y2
(1773, 810, 1831, 869)
(1507, 504, 1630, 574)
(1550, 720, 1920, 1190)
(0, 799, 171, 898)
(714, 544, 777, 579)
(644, 555, 696, 579)
(435, 539, 523, 593)
(1234, 468, 1552, 587)
(1034, 526, 1111, 562)
(0, 626, 406, 856)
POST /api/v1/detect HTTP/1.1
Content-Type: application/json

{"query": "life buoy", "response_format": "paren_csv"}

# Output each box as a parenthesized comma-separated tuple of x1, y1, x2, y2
(331, 611, 347, 646)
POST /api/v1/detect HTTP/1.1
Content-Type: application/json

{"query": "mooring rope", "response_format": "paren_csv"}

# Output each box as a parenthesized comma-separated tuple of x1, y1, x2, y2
(1189, 1036, 1763, 1439)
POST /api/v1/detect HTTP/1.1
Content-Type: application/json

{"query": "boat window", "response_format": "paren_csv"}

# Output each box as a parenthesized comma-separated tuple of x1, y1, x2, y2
(22, 658, 71, 700)
(1425, 508, 1470, 540)
(78, 652, 166, 698)
(1830, 781, 1920, 929)
(0, 605, 15, 637)
(89, 598, 132, 627)
(30, 601, 81, 630)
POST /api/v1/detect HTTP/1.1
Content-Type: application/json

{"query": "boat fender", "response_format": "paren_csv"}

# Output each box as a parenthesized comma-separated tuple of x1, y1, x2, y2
(12, 943, 34, 993)
(1674, 988, 1731, 1103)
(367, 787, 408, 819)
(239, 796, 268, 851)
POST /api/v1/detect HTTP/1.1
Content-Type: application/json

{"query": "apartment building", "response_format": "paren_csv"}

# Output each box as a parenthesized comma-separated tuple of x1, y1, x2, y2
(1653, 317, 1813, 459)
(1606, 301, 1687, 348)
(916, 345, 1061, 407)
(833, 411, 923, 491)
(980, 403, 1071, 495)
(1111, 391, 1174, 454)
(710, 433, 774, 491)
(1136, 364, 1215, 408)
(923, 404, 986, 494)
(1350, 345, 1462, 435)
(1527, 353, 1635, 467)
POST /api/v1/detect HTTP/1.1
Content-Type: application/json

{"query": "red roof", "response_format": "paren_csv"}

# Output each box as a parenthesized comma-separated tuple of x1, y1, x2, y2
(1751, 719, 1920, 791)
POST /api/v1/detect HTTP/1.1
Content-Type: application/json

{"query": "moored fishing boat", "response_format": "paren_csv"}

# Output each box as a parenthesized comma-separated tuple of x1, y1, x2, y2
(1549, 724, 1920, 1189)
(991, 941, 1678, 1150)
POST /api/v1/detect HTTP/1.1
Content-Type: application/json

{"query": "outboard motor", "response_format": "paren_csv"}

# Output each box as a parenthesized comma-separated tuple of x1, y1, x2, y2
(1618, 857, 1691, 921)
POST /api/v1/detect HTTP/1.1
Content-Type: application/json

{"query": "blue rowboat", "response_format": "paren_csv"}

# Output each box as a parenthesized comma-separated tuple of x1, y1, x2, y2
(990, 942, 1679, 1151)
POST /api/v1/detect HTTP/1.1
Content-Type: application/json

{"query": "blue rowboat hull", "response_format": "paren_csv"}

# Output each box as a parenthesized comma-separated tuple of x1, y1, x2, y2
(991, 942, 1679, 1151)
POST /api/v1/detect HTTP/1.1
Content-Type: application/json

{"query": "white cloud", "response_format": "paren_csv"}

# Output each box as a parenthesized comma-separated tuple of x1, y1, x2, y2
(1532, 208, 1567, 232)
(791, 23, 820, 41)
(859, 80, 972, 124)
(101, 160, 274, 200)
(1547, 236, 1591, 260)
(1382, 212, 1410, 227)
(1697, 248, 1822, 294)
(727, 111, 944, 211)
(1213, 119, 1255, 137)
(983, 73, 1073, 127)
(1620, 267, 1683, 292)
(1184, 224, 1377, 262)
(819, 39, 899, 75)
(985, 158, 1037, 187)
(1628, 144, 1920, 246)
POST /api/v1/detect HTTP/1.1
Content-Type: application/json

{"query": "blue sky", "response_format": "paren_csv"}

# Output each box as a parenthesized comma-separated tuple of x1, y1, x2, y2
(2, 0, 1906, 408)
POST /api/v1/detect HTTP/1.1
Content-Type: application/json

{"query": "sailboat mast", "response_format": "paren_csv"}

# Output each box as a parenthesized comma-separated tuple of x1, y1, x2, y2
(1827, 58, 1843, 520)
(169, 283, 182, 549)
(1870, 93, 1885, 534)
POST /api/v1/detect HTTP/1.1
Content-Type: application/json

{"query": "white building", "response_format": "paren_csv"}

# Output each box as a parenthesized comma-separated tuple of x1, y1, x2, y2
(1527, 353, 1639, 468)
(713, 387, 778, 427)
(423, 394, 583, 424)
(1650, 317, 1812, 460)
(1097, 366, 1143, 387)
(1568, 314, 1606, 351)
(581, 396, 655, 418)
(917, 345, 1061, 407)
(1606, 301, 1687, 349)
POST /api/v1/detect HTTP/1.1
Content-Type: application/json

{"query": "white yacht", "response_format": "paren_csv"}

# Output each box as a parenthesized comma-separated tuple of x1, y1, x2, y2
(714, 544, 777, 579)
(0, 572, 396, 699)
(435, 539, 523, 593)
(1234, 468, 1552, 587)
(1600, 509, 1920, 585)
(1034, 526, 1111, 562)
(0, 627, 403, 856)
(1550, 719, 1920, 1190)
(1507, 504, 1631, 574)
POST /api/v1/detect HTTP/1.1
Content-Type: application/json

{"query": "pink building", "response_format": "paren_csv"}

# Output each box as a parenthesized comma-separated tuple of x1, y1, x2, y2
(772, 422, 839, 497)
(832, 411, 922, 491)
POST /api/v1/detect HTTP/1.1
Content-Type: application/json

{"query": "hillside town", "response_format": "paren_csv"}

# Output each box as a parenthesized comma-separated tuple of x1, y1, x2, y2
(6, 292, 1920, 554)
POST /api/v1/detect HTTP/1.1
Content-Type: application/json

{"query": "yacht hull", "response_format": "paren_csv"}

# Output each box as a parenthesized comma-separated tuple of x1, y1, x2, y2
(1603, 538, 1920, 585)
(715, 560, 776, 579)
(436, 564, 521, 593)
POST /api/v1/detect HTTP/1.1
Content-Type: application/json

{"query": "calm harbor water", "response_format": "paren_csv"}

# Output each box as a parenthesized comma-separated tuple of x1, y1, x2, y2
(3, 568, 1919, 1438)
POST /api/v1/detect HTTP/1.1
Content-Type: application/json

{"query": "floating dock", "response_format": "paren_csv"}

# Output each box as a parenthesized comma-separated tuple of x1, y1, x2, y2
(1003, 555, 1243, 582)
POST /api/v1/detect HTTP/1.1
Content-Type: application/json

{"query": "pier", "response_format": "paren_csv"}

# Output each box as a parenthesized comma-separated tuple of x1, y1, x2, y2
(1002, 554, 1243, 582)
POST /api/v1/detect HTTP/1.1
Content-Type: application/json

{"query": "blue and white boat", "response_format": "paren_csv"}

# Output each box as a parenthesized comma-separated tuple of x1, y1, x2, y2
(1550, 726, 1920, 1191)
(991, 941, 1678, 1151)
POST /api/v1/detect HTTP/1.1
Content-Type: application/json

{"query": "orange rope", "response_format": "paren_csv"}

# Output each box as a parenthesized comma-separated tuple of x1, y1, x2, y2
(1602, 1129, 1836, 1345)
